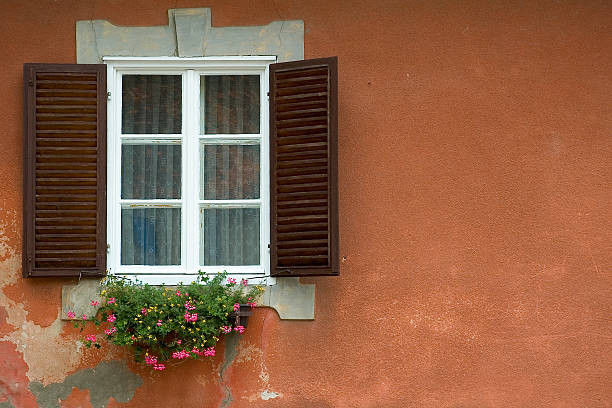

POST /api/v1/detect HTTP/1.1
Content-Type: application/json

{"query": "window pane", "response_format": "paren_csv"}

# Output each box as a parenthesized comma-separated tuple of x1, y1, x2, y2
(200, 208, 259, 265)
(122, 75, 182, 134)
(201, 75, 260, 134)
(200, 144, 260, 200)
(121, 208, 181, 265)
(122, 144, 181, 199)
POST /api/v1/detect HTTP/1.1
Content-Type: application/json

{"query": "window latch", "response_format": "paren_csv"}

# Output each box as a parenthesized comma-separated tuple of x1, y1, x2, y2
(107, 91, 111, 101)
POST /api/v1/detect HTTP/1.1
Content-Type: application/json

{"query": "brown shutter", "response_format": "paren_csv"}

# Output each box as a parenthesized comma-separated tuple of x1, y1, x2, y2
(269, 57, 339, 276)
(23, 64, 106, 278)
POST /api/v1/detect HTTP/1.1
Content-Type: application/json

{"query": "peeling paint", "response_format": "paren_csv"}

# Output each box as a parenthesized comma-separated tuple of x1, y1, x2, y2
(260, 389, 281, 400)
(1, 315, 82, 385)
(235, 343, 282, 403)
(0, 221, 84, 385)
(29, 361, 142, 408)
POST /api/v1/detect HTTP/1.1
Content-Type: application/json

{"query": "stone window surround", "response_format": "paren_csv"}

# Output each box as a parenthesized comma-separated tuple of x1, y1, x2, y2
(62, 8, 315, 321)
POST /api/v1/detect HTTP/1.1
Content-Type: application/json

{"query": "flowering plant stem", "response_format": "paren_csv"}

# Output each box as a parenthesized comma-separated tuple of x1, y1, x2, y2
(72, 271, 262, 371)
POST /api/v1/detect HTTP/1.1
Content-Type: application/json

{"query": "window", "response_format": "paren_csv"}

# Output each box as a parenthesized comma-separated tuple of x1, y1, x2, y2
(106, 57, 274, 284)
(23, 58, 339, 280)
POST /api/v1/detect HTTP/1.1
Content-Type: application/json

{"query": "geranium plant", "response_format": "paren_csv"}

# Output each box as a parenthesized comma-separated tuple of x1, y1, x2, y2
(70, 271, 262, 371)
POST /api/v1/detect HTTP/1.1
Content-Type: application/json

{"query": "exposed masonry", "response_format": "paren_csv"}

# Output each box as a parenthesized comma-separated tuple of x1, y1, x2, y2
(29, 361, 142, 408)
(70, 8, 315, 321)
(76, 8, 304, 64)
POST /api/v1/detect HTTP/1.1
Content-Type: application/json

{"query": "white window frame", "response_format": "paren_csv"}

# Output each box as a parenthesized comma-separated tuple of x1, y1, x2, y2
(105, 56, 275, 285)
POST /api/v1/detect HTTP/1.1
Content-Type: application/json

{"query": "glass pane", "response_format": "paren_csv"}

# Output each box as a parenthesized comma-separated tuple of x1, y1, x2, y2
(122, 144, 181, 199)
(122, 75, 182, 134)
(200, 144, 260, 200)
(121, 208, 181, 265)
(200, 75, 260, 134)
(200, 208, 259, 266)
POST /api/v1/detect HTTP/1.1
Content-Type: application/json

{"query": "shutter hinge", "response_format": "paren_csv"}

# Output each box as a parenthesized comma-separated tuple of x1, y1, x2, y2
(107, 91, 111, 101)
(28, 80, 34, 87)
(107, 244, 110, 254)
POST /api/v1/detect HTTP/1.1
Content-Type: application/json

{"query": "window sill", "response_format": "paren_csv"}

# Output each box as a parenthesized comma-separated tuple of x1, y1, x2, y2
(61, 277, 314, 321)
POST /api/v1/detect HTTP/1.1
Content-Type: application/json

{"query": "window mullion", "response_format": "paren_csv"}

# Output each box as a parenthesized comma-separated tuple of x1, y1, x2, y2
(184, 70, 199, 274)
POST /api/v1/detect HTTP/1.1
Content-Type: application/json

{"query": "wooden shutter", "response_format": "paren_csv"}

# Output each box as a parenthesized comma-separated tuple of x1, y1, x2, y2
(269, 57, 339, 276)
(23, 64, 106, 278)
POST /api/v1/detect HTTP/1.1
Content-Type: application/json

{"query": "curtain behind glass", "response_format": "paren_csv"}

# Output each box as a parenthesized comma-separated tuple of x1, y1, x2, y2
(120, 75, 182, 266)
(199, 74, 261, 266)
(121, 208, 181, 265)
(122, 75, 182, 134)
(200, 144, 259, 200)
(200, 208, 259, 265)
(201, 75, 259, 134)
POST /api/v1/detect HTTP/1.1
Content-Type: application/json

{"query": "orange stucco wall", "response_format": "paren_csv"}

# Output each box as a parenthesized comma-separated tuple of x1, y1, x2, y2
(1, 1, 611, 407)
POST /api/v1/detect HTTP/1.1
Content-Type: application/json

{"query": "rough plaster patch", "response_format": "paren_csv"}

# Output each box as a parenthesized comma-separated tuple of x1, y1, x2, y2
(29, 361, 142, 408)
(405, 288, 484, 344)
(76, 8, 303, 64)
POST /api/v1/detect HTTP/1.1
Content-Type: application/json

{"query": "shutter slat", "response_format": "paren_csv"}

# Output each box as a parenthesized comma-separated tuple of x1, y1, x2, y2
(23, 63, 106, 278)
(270, 57, 339, 277)
(35, 234, 98, 241)
(277, 238, 329, 249)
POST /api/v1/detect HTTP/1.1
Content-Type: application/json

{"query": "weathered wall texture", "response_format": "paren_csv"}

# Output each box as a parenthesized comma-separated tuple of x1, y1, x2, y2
(0, 1, 610, 407)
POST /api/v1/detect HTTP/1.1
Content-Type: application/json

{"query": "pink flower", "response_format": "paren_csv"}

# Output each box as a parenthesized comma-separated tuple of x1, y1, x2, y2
(141, 308, 148, 315)
(203, 347, 215, 357)
(241, 278, 248, 286)
(184, 302, 196, 311)
(156, 320, 162, 327)
(233, 303, 240, 312)
(221, 326, 232, 334)
(104, 327, 117, 335)
(227, 278, 237, 285)
(153, 363, 165, 371)
(184, 312, 198, 322)
(131, 335, 136, 340)
(85, 334, 96, 342)
(234, 325, 245, 334)
(90, 300, 99, 307)
(67, 311, 76, 319)
(175, 290, 181, 296)
(144, 355, 157, 365)
(172, 350, 190, 359)
(107, 314, 116, 323)
(81, 314, 87, 320)
(248, 302, 257, 309)
(177, 340, 182, 345)
(107, 297, 116, 305)
(191, 347, 200, 355)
